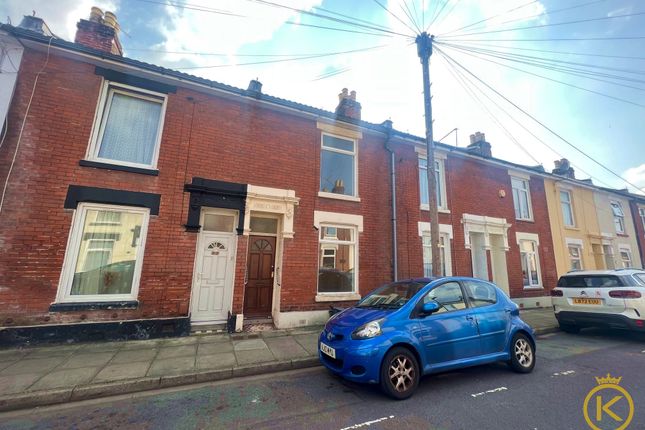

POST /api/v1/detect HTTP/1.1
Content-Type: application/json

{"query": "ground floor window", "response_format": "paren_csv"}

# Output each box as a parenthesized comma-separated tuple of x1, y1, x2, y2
(519, 239, 541, 287)
(318, 225, 356, 293)
(57, 203, 149, 302)
(568, 245, 583, 271)
(422, 233, 451, 277)
(619, 247, 633, 268)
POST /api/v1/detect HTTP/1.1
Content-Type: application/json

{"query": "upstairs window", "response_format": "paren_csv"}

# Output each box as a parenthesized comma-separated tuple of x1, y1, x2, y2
(560, 190, 575, 227)
(610, 201, 625, 234)
(639, 207, 645, 232)
(88, 82, 166, 169)
(419, 158, 446, 210)
(320, 134, 356, 197)
(511, 177, 532, 220)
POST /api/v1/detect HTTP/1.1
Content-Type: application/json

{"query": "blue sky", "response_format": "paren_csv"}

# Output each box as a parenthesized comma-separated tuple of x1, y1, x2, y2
(3, 0, 644, 192)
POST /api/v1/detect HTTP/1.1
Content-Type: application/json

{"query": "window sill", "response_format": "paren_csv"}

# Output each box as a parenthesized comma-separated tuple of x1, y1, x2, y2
(80, 160, 159, 176)
(564, 226, 580, 231)
(49, 301, 139, 312)
(616, 233, 629, 238)
(315, 293, 361, 302)
(318, 191, 361, 202)
(420, 205, 450, 213)
(522, 286, 543, 290)
(516, 218, 534, 223)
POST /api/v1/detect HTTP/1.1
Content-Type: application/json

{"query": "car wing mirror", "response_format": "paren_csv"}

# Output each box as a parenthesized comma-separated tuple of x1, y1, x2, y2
(421, 301, 440, 316)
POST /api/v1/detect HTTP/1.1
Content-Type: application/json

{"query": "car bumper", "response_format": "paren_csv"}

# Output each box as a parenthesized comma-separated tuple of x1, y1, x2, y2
(556, 310, 645, 330)
(318, 332, 389, 384)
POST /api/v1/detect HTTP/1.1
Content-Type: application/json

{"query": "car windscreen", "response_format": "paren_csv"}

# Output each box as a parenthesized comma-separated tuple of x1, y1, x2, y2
(357, 281, 427, 309)
(557, 275, 624, 288)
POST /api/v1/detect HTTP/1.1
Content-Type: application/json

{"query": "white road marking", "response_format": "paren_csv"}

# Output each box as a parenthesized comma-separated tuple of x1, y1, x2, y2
(339, 416, 395, 430)
(471, 386, 507, 398)
(552, 370, 576, 377)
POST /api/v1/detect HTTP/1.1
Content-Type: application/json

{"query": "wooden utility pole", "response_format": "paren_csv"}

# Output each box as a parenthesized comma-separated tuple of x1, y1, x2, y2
(416, 32, 441, 277)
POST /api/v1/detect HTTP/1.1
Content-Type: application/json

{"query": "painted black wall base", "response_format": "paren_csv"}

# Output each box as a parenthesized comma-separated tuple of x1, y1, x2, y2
(0, 317, 190, 347)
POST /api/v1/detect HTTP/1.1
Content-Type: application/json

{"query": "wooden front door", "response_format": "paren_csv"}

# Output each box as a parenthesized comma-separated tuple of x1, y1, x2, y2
(244, 236, 276, 316)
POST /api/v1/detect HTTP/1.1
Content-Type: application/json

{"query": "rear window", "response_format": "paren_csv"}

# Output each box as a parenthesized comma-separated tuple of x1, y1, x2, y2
(557, 275, 624, 288)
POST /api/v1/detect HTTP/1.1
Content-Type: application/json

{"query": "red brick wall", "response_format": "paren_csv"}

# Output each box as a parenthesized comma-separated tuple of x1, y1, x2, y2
(0, 48, 393, 327)
(629, 201, 645, 266)
(396, 146, 558, 299)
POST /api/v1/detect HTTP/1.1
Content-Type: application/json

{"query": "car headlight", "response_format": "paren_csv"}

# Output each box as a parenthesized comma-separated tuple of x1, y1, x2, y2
(352, 319, 383, 340)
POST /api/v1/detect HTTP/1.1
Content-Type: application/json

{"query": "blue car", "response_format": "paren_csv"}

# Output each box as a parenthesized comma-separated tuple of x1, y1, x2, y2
(319, 277, 536, 399)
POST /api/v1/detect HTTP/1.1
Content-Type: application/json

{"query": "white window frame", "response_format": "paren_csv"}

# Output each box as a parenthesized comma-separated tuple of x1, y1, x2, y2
(511, 177, 533, 221)
(418, 222, 453, 276)
(56, 203, 150, 303)
(619, 246, 633, 268)
(516, 232, 541, 289)
(419, 156, 448, 212)
(560, 189, 575, 227)
(317, 223, 358, 295)
(86, 80, 167, 170)
(610, 201, 625, 234)
(422, 233, 451, 277)
(639, 207, 645, 232)
(318, 132, 359, 200)
(568, 244, 583, 271)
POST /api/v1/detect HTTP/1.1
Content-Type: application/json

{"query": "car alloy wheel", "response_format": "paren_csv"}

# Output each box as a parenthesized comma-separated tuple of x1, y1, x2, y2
(380, 347, 419, 400)
(509, 333, 535, 373)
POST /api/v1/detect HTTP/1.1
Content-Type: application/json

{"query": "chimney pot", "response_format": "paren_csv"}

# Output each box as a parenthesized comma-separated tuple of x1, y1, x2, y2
(466, 131, 492, 158)
(335, 88, 362, 121)
(89, 7, 103, 22)
(75, 7, 123, 56)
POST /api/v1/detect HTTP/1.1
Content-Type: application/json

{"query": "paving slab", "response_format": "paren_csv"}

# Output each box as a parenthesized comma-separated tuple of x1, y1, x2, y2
(235, 347, 275, 366)
(158, 337, 199, 347)
(156, 345, 197, 359)
(233, 339, 268, 352)
(92, 361, 150, 382)
(196, 352, 237, 370)
(197, 334, 231, 343)
(0, 373, 43, 395)
(77, 342, 123, 353)
(0, 357, 66, 375)
(23, 344, 82, 358)
(293, 333, 319, 355)
(147, 357, 195, 377)
(110, 348, 158, 364)
(58, 351, 117, 370)
(0, 349, 27, 362)
(29, 367, 98, 391)
(265, 336, 309, 360)
(197, 342, 233, 355)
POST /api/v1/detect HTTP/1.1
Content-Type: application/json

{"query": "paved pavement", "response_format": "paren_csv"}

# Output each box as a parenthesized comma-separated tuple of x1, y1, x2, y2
(2, 328, 643, 429)
(0, 307, 558, 412)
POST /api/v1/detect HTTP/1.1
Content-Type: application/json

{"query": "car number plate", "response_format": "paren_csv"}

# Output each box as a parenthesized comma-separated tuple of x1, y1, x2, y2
(320, 342, 336, 359)
(572, 298, 601, 305)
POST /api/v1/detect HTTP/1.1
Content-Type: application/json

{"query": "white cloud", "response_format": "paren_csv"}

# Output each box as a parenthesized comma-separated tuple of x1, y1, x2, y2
(3, 0, 119, 40)
(624, 164, 645, 194)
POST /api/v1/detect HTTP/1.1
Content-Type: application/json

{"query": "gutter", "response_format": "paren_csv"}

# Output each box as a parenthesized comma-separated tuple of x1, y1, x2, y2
(383, 120, 398, 281)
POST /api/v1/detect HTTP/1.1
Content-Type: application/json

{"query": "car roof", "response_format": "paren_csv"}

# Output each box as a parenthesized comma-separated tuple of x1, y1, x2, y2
(562, 269, 645, 276)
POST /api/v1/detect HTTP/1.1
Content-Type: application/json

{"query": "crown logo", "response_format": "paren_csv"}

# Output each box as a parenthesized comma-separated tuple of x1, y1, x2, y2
(595, 373, 622, 385)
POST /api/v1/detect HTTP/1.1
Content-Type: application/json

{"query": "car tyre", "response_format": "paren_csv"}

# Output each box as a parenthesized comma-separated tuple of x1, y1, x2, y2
(509, 333, 535, 373)
(379, 347, 420, 400)
(559, 323, 580, 334)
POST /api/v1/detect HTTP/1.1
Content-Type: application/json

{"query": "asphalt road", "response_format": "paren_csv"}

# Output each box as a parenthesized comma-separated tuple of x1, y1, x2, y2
(1, 329, 644, 430)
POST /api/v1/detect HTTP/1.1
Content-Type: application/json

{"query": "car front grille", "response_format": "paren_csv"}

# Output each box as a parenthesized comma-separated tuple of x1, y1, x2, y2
(321, 353, 344, 369)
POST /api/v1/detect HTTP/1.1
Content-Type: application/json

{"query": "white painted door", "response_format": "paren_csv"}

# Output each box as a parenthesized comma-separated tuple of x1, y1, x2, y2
(191, 233, 235, 323)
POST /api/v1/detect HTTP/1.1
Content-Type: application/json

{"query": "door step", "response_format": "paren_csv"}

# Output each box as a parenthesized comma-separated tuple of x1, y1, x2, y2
(190, 323, 227, 335)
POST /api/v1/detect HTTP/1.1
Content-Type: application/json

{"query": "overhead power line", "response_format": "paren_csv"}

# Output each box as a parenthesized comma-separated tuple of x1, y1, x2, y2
(130, 0, 244, 16)
(371, 0, 419, 35)
(437, 42, 645, 108)
(441, 0, 609, 36)
(440, 0, 540, 36)
(439, 36, 645, 42)
(440, 11, 645, 38)
(434, 45, 644, 192)
(173, 44, 387, 70)
(430, 0, 463, 32)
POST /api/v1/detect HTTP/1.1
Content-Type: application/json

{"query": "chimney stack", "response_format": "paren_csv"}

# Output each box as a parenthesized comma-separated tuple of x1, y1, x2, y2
(335, 88, 362, 121)
(467, 131, 492, 158)
(18, 15, 55, 36)
(246, 79, 263, 97)
(74, 7, 123, 56)
(552, 158, 575, 179)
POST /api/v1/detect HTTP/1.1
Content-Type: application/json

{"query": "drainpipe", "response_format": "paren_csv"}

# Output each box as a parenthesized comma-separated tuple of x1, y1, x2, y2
(383, 120, 398, 281)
